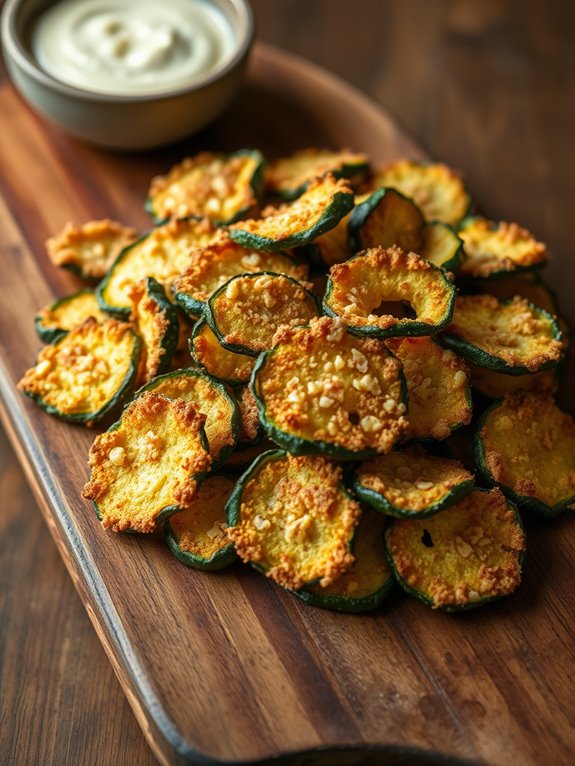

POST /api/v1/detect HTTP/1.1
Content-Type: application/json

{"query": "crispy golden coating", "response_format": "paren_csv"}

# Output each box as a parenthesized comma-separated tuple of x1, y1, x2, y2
(128, 281, 173, 385)
(83, 392, 210, 533)
(191, 320, 255, 384)
(352, 188, 424, 253)
(227, 453, 361, 590)
(236, 385, 260, 443)
(468, 361, 557, 399)
(266, 148, 368, 194)
(459, 218, 547, 278)
(36, 290, 108, 333)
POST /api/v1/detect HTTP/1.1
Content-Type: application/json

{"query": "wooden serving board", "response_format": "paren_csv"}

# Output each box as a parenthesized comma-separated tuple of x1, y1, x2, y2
(1, 43, 574, 766)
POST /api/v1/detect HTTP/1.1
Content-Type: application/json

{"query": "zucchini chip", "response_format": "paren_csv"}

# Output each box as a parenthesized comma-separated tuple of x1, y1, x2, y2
(419, 221, 465, 271)
(82, 392, 211, 533)
(468, 361, 557, 400)
(295, 510, 393, 613)
(458, 217, 547, 279)
(226, 451, 361, 590)
(146, 149, 265, 224)
(19, 317, 140, 424)
(206, 273, 319, 356)
(265, 148, 369, 200)
(475, 391, 575, 516)
(440, 295, 563, 374)
(386, 337, 473, 441)
(235, 385, 262, 445)
(172, 237, 309, 317)
(229, 175, 355, 252)
(348, 187, 424, 254)
(164, 475, 237, 570)
(46, 219, 137, 280)
(252, 317, 408, 459)
(385, 488, 525, 610)
(367, 160, 471, 226)
(98, 217, 220, 316)
(352, 445, 474, 518)
(190, 318, 255, 386)
(324, 246, 456, 338)
(137, 369, 240, 469)
(35, 289, 109, 344)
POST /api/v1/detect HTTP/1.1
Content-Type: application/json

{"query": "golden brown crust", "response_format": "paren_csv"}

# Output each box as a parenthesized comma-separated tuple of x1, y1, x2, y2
(128, 281, 171, 385)
(46, 219, 137, 278)
(265, 148, 368, 193)
(459, 218, 547, 278)
(237, 385, 260, 443)
(192, 321, 255, 383)
(36, 291, 108, 332)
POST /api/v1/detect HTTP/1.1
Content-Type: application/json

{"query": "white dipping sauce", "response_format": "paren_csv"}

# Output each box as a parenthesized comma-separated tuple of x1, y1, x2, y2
(32, 0, 237, 95)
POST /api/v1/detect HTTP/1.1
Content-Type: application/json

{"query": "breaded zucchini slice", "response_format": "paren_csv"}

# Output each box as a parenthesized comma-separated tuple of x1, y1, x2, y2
(172, 237, 309, 317)
(385, 488, 526, 610)
(419, 221, 466, 271)
(367, 160, 471, 226)
(82, 392, 211, 533)
(19, 317, 140, 424)
(458, 217, 547, 279)
(45, 219, 137, 280)
(348, 187, 424, 254)
(252, 317, 408, 459)
(190, 319, 255, 386)
(235, 384, 262, 445)
(229, 175, 355, 252)
(265, 148, 369, 200)
(146, 149, 265, 224)
(206, 273, 319, 356)
(136, 369, 240, 469)
(294, 510, 393, 613)
(323, 246, 456, 338)
(128, 278, 179, 385)
(164, 475, 237, 570)
(97, 217, 220, 317)
(226, 451, 361, 590)
(352, 445, 474, 518)
(475, 391, 575, 516)
(386, 337, 473, 441)
(440, 295, 563, 374)
(467, 361, 557, 400)
(35, 289, 109, 344)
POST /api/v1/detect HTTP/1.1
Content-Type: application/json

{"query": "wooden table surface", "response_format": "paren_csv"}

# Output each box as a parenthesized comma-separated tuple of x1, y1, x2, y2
(1, 2, 574, 765)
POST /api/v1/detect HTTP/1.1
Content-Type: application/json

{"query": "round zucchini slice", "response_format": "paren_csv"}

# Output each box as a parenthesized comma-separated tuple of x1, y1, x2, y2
(82, 392, 211, 533)
(205, 272, 319, 356)
(229, 174, 355, 252)
(458, 217, 547, 279)
(226, 450, 361, 590)
(190, 319, 255, 386)
(386, 337, 473, 441)
(352, 445, 474, 518)
(164, 475, 237, 570)
(385, 488, 526, 610)
(323, 246, 456, 338)
(252, 317, 408, 459)
(294, 510, 394, 613)
(19, 317, 140, 424)
(348, 187, 424, 254)
(419, 221, 465, 272)
(146, 149, 265, 224)
(467, 361, 557, 400)
(475, 391, 575, 516)
(439, 295, 563, 375)
(136, 369, 240, 469)
(35, 289, 110, 344)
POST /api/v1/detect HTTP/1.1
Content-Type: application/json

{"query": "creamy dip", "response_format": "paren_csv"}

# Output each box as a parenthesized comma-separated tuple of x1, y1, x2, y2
(31, 0, 237, 95)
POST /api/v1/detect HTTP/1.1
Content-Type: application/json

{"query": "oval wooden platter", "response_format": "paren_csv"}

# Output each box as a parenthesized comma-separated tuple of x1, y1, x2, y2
(1, 43, 574, 766)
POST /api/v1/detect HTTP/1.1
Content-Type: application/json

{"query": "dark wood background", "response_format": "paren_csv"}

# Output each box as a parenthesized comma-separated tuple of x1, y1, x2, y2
(1, 1, 574, 764)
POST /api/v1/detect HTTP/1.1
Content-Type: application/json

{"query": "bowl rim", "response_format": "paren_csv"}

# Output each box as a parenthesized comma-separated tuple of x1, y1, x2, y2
(0, 0, 255, 103)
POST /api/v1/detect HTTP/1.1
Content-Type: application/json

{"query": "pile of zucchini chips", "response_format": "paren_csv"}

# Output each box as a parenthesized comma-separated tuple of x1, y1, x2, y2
(20, 148, 574, 613)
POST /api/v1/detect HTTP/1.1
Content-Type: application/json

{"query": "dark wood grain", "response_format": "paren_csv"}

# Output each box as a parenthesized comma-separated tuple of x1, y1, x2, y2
(2, 3, 575, 765)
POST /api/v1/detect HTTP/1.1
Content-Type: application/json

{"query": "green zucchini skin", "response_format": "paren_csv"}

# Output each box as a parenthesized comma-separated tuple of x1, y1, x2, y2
(274, 158, 370, 202)
(34, 288, 96, 344)
(420, 220, 466, 272)
(163, 520, 237, 571)
(347, 186, 424, 254)
(141, 277, 181, 376)
(225, 449, 285, 528)
(293, 570, 393, 614)
(96, 230, 152, 318)
(188, 318, 253, 387)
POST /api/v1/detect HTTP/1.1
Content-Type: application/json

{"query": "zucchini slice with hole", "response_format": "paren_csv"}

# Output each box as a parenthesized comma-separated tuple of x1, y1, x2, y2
(136, 369, 240, 469)
(348, 187, 424, 254)
(229, 175, 355, 251)
(323, 246, 456, 338)
(352, 445, 474, 518)
(97, 217, 220, 317)
(252, 317, 408, 459)
(190, 318, 255, 386)
(458, 217, 547, 279)
(439, 295, 563, 374)
(82, 391, 211, 533)
(419, 221, 465, 271)
(226, 450, 361, 590)
(35, 289, 110, 344)
(19, 317, 140, 424)
(367, 160, 471, 226)
(386, 337, 473, 441)
(294, 509, 393, 612)
(475, 391, 575, 516)
(205, 272, 319, 356)
(384, 488, 525, 610)
(146, 149, 265, 224)
(467, 361, 557, 400)
(45, 219, 137, 280)
(164, 475, 237, 570)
